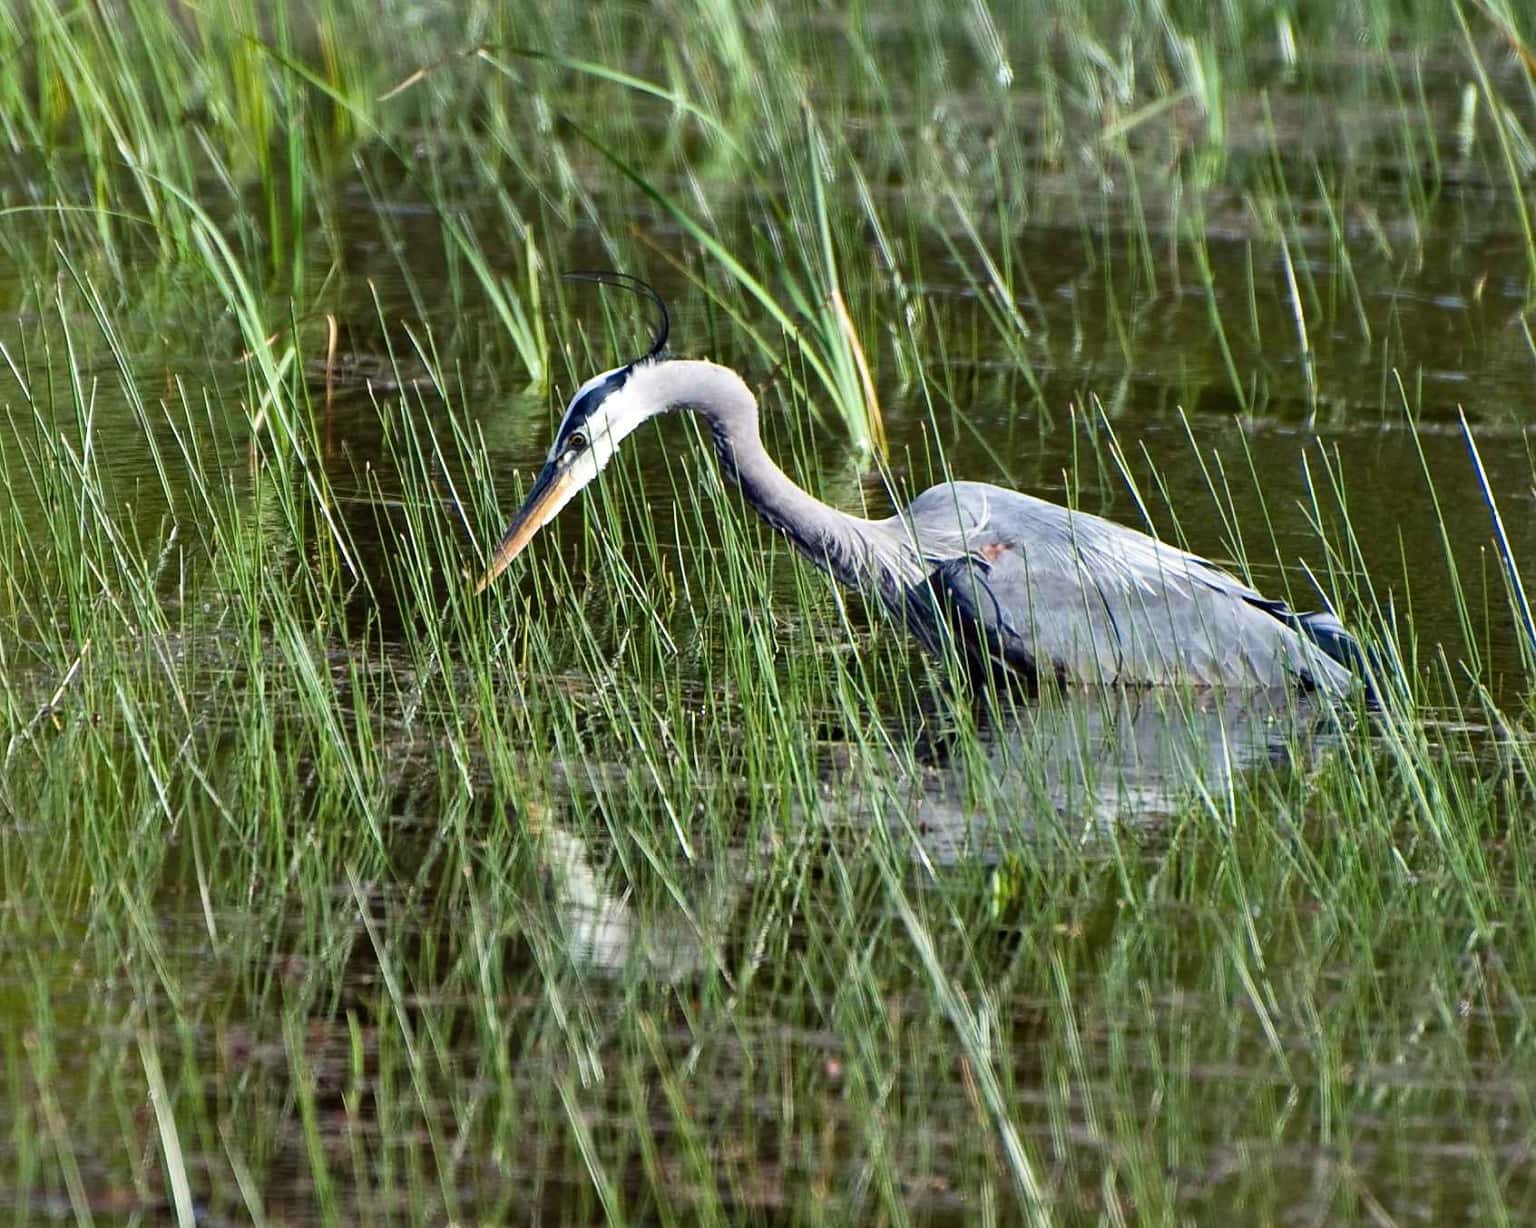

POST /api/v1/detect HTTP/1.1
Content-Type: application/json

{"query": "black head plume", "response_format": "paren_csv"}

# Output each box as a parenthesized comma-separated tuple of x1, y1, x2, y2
(563, 270, 669, 363)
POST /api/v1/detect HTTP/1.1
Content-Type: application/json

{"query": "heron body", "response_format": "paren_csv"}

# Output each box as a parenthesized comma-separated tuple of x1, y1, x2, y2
(478, 285, 1361, 695)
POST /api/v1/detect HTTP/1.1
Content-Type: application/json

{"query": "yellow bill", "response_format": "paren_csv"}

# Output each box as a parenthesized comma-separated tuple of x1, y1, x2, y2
(474, 465, 576, 593)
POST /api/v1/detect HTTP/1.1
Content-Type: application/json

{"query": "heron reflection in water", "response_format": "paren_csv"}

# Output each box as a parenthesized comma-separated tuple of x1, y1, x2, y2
(539, 685, 1329, 976)
(477, 274, 1363, 697)
(887, 686, 1337, 862)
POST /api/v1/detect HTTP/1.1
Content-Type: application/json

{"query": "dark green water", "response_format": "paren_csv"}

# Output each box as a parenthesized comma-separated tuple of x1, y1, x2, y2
(310, 204, 1536, 699)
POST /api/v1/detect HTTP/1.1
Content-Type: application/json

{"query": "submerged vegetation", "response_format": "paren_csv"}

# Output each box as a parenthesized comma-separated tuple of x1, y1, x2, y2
(1, 0, 1535, 1222)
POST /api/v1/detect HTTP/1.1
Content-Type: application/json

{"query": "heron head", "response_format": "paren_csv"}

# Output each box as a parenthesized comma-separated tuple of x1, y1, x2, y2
(475, 273, 670, 593)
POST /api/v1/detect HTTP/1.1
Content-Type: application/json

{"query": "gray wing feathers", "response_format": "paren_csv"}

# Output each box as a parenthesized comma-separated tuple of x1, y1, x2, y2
(901, 482, 1355, 692)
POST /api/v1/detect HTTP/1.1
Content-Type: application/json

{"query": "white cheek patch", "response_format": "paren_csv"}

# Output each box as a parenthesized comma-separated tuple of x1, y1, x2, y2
(567, 445, 607, 487)
(555, 384, 661, 489)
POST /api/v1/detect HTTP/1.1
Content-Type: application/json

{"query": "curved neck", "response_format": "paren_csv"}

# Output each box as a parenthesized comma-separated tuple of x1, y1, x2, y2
(630, 360, 872, 584)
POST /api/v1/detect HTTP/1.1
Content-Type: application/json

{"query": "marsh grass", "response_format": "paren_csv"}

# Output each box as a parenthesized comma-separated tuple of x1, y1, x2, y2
(3, 0, 1536, 1223)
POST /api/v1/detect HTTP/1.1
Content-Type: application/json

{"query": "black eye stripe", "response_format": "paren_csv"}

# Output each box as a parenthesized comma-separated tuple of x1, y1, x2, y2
(558, 365, 632, 448)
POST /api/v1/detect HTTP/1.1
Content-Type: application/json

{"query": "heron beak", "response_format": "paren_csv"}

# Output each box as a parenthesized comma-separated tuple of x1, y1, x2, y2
(474, 462, 575, 593)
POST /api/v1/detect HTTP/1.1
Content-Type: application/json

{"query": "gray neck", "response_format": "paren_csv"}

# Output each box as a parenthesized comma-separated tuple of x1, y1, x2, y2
(631, 360, 877, 586)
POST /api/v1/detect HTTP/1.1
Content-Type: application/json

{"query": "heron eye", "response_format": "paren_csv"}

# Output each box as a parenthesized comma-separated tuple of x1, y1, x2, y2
(566, 431, 587, 452)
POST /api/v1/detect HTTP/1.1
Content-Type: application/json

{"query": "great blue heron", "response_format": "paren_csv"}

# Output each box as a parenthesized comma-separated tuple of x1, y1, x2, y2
(477, 275, 1362, 694)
